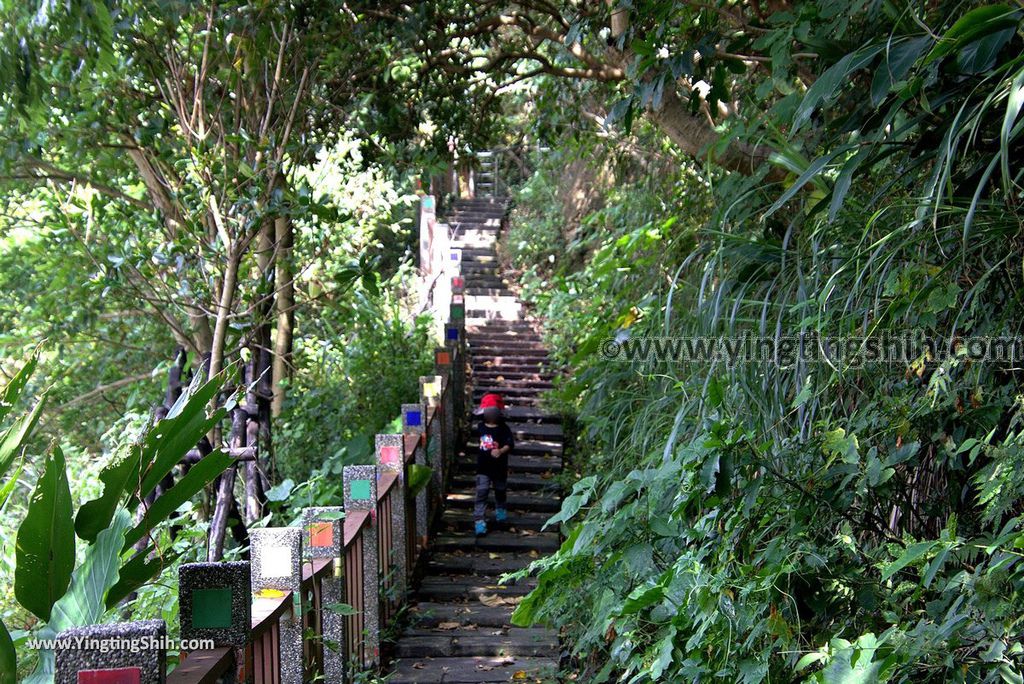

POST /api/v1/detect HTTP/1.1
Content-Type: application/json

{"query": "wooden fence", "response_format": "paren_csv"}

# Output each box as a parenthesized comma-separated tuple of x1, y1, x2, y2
(53, 196, 469, 684)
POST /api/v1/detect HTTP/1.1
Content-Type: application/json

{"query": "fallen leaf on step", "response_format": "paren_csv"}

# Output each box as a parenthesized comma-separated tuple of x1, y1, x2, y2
(478, 593, 506, 607)
(477, 664, 495, 671)
(513, 672, 529, 680)
(412, 662, 425, 670)
(436, 621, 461, 630)
(529, 549, 539, 558)
(488, 552, 502, 559)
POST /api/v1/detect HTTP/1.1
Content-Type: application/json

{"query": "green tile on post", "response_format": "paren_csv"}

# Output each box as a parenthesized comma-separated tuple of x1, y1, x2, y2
(191, 588, 233, 629)
(351, 479, 373, 501)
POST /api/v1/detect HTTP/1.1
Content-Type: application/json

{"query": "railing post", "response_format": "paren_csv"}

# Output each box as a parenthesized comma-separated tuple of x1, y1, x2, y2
(402, 402, 428, 548)
(343, 465, 380, 668)
(179, 561, 253, 683)
(445, 321, 465, 431)
(302, 507, 346, 683)
(420, 374, 445, 509)
(376, 434, 409, 599)
(436, 348, 457, 483)
(55, 620, 167, 683)
(249, 528, 302, 684)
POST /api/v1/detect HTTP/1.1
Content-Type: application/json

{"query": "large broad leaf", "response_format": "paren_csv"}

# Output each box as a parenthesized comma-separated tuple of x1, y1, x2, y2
(49, 509, 131, 628)
(105, 546, 181, 610)
(0, 349, 38, 425)
(24, 510, 132, 684)
(75, 445, 142, 542)
(136, 375, 226, 503)
(924, 4, 1021, 65)
(0, 618, 14, 684)
(792, 46, 882, 133)
(0, 392, 46, 479)
(123, 449, 233, 550)
(15, 445, 75, 622)
(0, 461, 23, 513)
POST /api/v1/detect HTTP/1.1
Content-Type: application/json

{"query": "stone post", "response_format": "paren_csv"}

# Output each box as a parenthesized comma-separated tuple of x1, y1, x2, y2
(343, 465, 380, 667)
(249, 528, 302, 684)
(178, 561, 252, 683)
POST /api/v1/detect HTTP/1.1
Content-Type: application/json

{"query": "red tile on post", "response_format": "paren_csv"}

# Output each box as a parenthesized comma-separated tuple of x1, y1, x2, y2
(77, 668, 142, 684)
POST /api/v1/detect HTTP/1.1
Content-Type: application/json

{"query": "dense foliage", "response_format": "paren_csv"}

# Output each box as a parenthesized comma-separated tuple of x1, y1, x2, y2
(502, 1, 1024, 682)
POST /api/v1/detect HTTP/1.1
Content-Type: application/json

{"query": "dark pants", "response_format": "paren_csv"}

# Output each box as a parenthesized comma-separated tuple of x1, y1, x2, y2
(474, 471, 507, 521)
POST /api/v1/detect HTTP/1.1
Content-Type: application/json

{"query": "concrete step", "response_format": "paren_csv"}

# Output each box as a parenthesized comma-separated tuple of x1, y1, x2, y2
(394, 627, 558, 659)
(451, 472, 560, 493)
(389, 656, 559, 683)
(415, 574, 538, 602)
(407, 602, 516, 629)
(472, 388, 551, 403)
(439, 511, 555, 535)
(446, 490, 561, 513)
(431, 531, 560, 555)
(456, 453, 562, 474)
(464, 439, 562, 457)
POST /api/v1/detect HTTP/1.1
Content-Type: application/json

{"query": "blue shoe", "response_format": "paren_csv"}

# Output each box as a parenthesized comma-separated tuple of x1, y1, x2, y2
(474, 520, 487, 536)
(495, 508, 508, 523)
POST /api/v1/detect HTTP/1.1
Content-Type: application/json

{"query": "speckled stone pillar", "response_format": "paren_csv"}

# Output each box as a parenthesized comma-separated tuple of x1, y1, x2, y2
(343, 465, 380, 667)
(54, 620, 167, 684)
(421, 375, 445, 511)
(451, 293, 465, 321)
(402, 402, 428, 547)
(376, 433, 408, 598)
(444, 323, 465, 427)
(302, 507, 346, 684)
(249, 528, 302, 684)
(179, 561, 252, 683)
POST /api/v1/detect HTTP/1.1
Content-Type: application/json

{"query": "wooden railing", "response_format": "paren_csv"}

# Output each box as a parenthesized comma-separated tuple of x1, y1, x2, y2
(53, 195, 470, 684)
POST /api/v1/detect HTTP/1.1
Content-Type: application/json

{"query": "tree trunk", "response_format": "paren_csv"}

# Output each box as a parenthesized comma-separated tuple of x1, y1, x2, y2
(646, 86, 783, 180)
(208, 247, 241, 383)
(271, 212, 294, 417)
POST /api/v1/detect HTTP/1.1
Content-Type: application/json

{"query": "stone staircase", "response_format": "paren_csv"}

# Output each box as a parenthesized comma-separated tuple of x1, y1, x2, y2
(388, 199, 563, 683)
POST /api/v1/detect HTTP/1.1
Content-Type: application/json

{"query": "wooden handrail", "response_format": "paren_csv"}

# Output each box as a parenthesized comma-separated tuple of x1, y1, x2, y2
(343, 509, 370, 546)
(168, 647, 233, 684)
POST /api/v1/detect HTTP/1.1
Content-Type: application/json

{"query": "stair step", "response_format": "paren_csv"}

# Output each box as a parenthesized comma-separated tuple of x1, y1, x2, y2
(394, 628, 558, 658)
(408, 602, 516, 628)
(464, 439, 562, 457)
(416, 575, 537, 602)
(440, 511, 554, 535)
(432, 531, 560, 554)
(456, 454, 562, 474)
(446, 491, 561, 513)
(389, 656, 559, 683)
(451, 472, 560, 492)
(471, 384, 551, 395)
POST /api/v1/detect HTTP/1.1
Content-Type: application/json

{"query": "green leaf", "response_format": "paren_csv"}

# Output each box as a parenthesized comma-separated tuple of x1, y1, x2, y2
(0, 350, 39, 425)
(764, 145, 852, 219)
(324, 602, 357, 616)
(621, 582, 665, 614)
(0, 461, 23, 512)
(0, 618, 14, 684)
(870, 36, 932, 105)
(792, 46, 882, 133)
(882, 541, 937, 580)
(106, 546, 180, 611)
(49, 509, 132, 630)
(924, 4, 1021, 65)
(124, 450, 233, 550)
(955, 27, 1015, 73)
(136, 375, 226, 503)
(0, 392, 47, 479)
(75, 445, 142, 542)
(15, 445, 75, 622)
(407, 463, 433, 498)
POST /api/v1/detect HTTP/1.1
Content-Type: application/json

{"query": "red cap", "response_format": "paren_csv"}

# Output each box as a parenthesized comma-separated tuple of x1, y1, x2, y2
(479, 393, 505, 411)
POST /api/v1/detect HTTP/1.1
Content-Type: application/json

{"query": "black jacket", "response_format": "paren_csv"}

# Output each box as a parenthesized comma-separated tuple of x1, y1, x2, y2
(476, 419, 514, 477)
